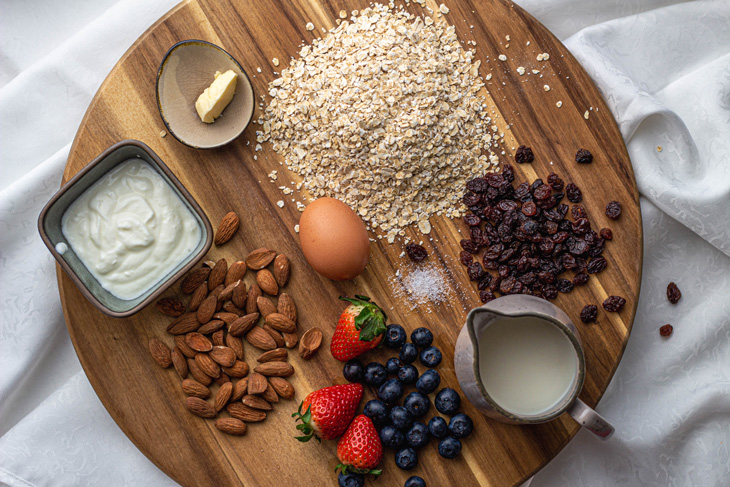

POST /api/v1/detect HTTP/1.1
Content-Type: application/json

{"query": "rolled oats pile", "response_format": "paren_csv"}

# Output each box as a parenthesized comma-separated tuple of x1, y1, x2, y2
(257, 3, 499, 242)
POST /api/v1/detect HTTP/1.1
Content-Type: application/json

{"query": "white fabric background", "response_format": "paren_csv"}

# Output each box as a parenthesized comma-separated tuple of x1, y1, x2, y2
(1, 0, 728, 486)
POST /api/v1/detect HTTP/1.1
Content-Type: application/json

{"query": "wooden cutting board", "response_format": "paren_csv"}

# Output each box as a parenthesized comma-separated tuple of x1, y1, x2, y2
(59, 0, 642, 485)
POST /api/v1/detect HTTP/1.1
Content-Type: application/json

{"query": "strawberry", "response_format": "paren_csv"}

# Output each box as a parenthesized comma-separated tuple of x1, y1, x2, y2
(336, 415, 383, 476)
(330, 295, 387, 362)
(292, 383, 363, 442)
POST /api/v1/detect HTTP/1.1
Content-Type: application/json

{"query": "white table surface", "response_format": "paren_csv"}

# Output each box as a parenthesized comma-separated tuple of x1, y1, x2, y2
(1, 1, 729, 486)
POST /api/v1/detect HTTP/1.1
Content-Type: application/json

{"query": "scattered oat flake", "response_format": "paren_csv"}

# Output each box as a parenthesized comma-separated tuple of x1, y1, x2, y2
(339, 10, 347, 18)
(418, 220, 432, 234)
(516, 66, 525, 75)
(498, 54, 507, 61)
(272, 58, 279, 66)
(531, 69, 540, 74)
(556, 101, 563, 108)
(159, 130, 166, 138)
(657, 146, 663, 152)
(276, 200, 285, 208)
(305, 22, 314, 31)
(257, 67, 262, 73)
(542, 52, 550, 60)
(543, 85, 550, 91)
(294, 224, 300, 233)
(439, 3, 449, 14)
(584, 110, 590, 119)
(505, 35, 511, 41)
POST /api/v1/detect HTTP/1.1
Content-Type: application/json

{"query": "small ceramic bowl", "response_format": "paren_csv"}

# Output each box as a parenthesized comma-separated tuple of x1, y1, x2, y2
(156, 40, 255, 149)
(38, 140, 213, 318)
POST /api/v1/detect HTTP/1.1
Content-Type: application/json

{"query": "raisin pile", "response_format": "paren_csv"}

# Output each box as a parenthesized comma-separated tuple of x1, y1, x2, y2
(459, 164, 612, 304)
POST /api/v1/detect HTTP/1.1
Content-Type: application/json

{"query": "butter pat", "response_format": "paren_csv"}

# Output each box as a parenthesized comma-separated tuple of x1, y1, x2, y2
(195, 70, 238, 123)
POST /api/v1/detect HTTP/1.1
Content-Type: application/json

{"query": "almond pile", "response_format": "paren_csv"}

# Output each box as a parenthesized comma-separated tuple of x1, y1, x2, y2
(149, 248, 322, 436)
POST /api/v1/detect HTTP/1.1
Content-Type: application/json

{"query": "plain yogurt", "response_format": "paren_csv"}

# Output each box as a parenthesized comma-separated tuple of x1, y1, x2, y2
(62, 159, 201, 300)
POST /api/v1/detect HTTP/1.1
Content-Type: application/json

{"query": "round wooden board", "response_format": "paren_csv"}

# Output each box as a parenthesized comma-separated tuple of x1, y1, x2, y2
(59, 0, 642, 486)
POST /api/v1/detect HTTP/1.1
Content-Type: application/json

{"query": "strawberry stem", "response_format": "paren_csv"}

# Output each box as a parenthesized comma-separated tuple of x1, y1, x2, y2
(339, 295, 388, 342)
(292, 403, 320, 443)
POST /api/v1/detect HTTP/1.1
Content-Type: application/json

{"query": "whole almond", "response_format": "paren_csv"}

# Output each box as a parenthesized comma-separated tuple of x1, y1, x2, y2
(299, 327, 323, 360)
(188, 358, 213, 386)
(262, 382, 279, 403)
(195, 353, 221, 378)
(283, 331, 299, 348)
(245, 326, 276, 351)
(268, 376, 295, 400)
(208, 258, 228, 291)
(210, 284, 225, 304)
(186, 332, 212, 352)
(265, 313, 297, 333)
(247, 372, 268, 394)
(211, 329, 225, 347)
(171, 347, 188, 379)
(226, 403, 266, 422)
(232, 378, 248, 401)
(214, 211, 240, 246)
(196, 295, 217, 324)
(215, 417, 247, 436)
(256, 269, 278, 296)
(188, 282, 208, 311)
(263, 324, 285, 348)
(214, 312, 240, 325)
(175, 335, 197, 358)
(257, 348, 288, 363)
(226, 261, 247, 287)
(167, 313, 200, 335)
(221, 360, 250, 378)
(148, 338, 172, 368)
(273, 254, 290, 287)
(277, 293, 297, 324)
(232, 280, 248, 308)
(246, 248, 276, 270)
(254, 361, 294, 377)
(182, 378, 211, 398)
(214, 382, 233, 411)
(225, 334, 245, 360)
(246, 284, 262, 314)
(197, 319, 225, 335)
(209, 346, 236, 367)
(229, 313, 260, 337)
(242, 394, 273, 411)
(182, 267, 211, 294)
(219, 280, 241, 302)
(214, 373, 231, 386)
(156, 297, 186, 317)
(222, 301, 245, 316)
(185, 396, 217, 418)
(256, 296, 277, 318)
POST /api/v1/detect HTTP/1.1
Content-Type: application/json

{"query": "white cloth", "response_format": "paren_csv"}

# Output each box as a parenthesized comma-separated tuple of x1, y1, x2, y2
(1, 1, 728, 486)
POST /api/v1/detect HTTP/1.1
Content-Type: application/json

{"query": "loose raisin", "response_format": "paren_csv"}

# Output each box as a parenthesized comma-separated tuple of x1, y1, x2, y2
(467, 178, 489, 194)
(477, 274, 493, 290)
(580, 305, 598, 323)
(586, 256, 607, 274)
(460, 239, 479, 254)
(565, 183, 583, 203)
(459, 251, 473, 266)
(547, 172, 564, 191)
(522, 200, 537, 216)
(599, 228, 613, 240)
(556, 279, 574, 293)
(463, 213, 481, 226)
(515, 145, 535, 164)
(605, 200, 622, 219)
(501, 163, 515, 182)
(659, 324, 673, 337)
(571, 205, 587, 220)
(667, 282, 681, 304)
(602, 295, 626, 312)
(467, 261, 485, 281)
(406, 244, 428, 262)
(479, 290, 496, 303)
(575, 148, 593, 164)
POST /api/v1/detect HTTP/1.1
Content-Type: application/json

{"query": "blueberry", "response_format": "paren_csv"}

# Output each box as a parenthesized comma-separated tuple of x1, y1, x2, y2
(410, 327, 433, 348)
(385, 357, 402, 375)
(434, 388, 461, 415)
(403, 391, 430, 419)
(343, 359, 364, 383)
(385, 324, 407, 349)
(363, 399, 390, 426)
(448, 413, 474, 439)
(379, 425, 405, 449)
(416, 369, 441, 394)
(428, 416, 448, 439)
(397, 364, 419, 385)
(404, 476, 426, 487)
(395, 447, 418, 470)
(378, 378, 404, 405)
(390, 405, 413, 431)
(438, 436, 462, 459)
(419, 346, 442, 368)
(364, 362, 388, 387)
(399, 343, 418, 364)
(405, 421, 430, 449)
(338, 472, 364, 487)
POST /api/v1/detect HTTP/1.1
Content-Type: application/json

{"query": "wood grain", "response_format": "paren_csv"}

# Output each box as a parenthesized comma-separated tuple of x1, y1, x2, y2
(59, 0, 642, 486)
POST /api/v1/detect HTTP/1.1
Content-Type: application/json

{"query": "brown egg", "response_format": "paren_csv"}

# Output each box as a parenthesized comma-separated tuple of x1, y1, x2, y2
(298, 197, 370, 280)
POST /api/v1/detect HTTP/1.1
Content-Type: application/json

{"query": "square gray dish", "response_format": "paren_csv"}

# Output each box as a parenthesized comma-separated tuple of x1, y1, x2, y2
(38, 139, 212, 317)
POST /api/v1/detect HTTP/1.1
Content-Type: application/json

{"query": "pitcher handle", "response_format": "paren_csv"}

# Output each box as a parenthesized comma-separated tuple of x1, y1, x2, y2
(567, 398, 614, 440)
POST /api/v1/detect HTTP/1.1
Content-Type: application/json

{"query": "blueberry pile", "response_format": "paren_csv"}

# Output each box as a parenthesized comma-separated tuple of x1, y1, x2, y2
(342, 325, 473, 486)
